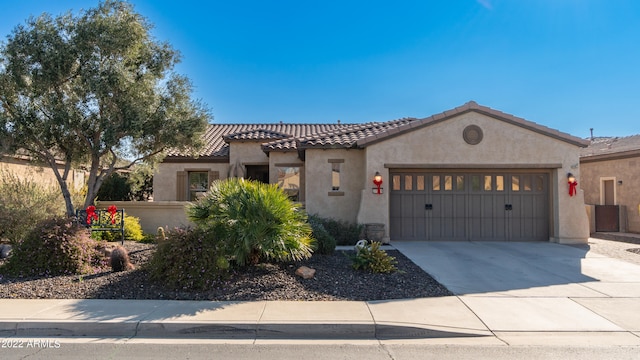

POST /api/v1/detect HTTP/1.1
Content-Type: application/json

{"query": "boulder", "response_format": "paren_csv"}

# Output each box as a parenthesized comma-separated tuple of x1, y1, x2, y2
(295, 266, 316, 279)
(0, 244, 12, 259)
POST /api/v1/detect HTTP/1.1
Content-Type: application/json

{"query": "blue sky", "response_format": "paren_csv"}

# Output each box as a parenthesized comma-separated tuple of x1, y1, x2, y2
(1, 1, 639, 138)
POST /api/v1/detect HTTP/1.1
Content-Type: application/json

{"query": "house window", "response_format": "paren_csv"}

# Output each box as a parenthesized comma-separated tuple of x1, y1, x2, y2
(277, 166, 300, 201)
(189, 171, 209, 201)
(331, 163, 341, 191)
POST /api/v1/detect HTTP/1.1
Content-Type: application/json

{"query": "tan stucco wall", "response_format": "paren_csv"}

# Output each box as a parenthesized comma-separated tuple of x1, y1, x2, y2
(153, 162, 229, 201)
(357, 111, 589, 244)
(229, 142, 269, 166)
(580, 157, 640, 233)
(0, 156, 85, 190)
(269, 152, 305, 201)
(108, 201, 193, 234)
(304, 149, 365, 223)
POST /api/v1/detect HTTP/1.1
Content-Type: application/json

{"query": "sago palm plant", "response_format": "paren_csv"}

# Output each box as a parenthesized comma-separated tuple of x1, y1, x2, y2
(187, 178, 314, 266)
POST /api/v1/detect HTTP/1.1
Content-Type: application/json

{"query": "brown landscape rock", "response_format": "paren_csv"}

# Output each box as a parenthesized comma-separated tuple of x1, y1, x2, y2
(295, 266, 316, 279)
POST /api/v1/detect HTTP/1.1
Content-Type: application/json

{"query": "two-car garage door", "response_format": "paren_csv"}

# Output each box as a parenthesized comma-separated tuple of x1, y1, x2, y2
(390, 170, 550, 241)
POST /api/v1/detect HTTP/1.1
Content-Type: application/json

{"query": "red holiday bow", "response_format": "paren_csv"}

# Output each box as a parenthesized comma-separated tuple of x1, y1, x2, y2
(107, 205, 118, 224)
(86, 205, 98, 224)
(568, 180, 578, 197)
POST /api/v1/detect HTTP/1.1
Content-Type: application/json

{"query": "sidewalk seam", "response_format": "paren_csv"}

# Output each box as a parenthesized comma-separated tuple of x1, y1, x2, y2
(456, 295, 507, 346)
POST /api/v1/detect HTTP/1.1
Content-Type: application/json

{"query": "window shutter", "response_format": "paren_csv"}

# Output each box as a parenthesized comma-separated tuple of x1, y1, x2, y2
(176, 171, 187, 201)
(208, 171, 219, 187)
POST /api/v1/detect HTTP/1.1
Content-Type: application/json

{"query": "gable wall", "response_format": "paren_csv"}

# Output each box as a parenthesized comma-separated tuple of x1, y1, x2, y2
(357, 112, 589, 243)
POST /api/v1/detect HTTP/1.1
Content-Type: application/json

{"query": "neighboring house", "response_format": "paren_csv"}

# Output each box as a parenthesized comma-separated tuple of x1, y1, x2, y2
(154, 101, 590, 244)
(0, 153, 85, 190)
(580, 135, 640, 233)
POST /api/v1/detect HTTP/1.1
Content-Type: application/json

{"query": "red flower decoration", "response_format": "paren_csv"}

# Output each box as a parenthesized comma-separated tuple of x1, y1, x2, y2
(86, 205, 98, 225)
(568, 180, 578, 197)
(107, 205, 118, 224)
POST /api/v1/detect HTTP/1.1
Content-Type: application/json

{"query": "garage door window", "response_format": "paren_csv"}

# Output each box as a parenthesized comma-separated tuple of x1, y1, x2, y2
(484, 176, 492, 191)
(392, 175, 401, 190)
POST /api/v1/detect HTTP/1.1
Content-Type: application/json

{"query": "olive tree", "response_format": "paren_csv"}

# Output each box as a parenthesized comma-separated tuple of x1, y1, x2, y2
(0, 0, 209, 216)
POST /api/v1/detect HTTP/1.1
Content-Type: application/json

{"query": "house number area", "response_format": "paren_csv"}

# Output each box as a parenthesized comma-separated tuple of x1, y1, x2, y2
(2, 338, 61, 349)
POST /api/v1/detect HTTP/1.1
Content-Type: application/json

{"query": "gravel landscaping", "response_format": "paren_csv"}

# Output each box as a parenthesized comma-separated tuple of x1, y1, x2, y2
(0, 242, 453, 301)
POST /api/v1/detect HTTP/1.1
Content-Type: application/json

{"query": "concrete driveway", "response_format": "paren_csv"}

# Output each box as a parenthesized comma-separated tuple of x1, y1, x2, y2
(392, 241, 640, 297)
(391, 240, 640, 343)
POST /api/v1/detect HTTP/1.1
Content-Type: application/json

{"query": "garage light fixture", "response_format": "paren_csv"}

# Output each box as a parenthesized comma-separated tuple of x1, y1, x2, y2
(373, 171, 383, 194)
(567, 173, 577, 197)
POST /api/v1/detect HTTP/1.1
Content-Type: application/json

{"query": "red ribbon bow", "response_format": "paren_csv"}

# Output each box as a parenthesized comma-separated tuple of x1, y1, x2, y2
(86, 205, 98, 225)
(107, 205, 118, 224)
(568, 180, 578, 197)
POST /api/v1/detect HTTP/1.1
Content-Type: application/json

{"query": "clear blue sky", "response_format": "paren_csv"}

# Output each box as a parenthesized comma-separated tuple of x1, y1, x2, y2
(2, 1, 639, 138)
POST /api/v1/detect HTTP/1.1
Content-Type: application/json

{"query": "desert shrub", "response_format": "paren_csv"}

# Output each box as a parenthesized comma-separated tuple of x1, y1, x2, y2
(0, 169, 65, 244)
(95, 166, 153, 201)
(1, 217, 107, 276)
(350, 241, 398, 274)
(188, 178, 314, 266)
(310, 215, 363, 246)
(90, 213, 145, 242)
(96, 172, 131, 201)
(147, 227, 230, 290)
(308, 215, 336, 254)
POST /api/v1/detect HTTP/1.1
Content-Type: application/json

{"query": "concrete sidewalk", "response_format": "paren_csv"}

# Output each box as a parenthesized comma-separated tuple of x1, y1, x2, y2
(0, 295, 638, 345)
(1, 237, 640, 345)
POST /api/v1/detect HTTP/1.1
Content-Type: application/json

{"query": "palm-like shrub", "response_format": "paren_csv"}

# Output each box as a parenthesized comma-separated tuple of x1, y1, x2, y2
(188, 178, 314, 266)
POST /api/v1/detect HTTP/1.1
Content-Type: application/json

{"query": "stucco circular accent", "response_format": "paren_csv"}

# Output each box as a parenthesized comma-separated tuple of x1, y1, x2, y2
(463, 125, 483, 145)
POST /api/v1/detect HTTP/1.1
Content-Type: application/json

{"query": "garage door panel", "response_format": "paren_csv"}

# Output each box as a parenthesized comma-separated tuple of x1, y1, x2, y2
(390, 171, 549, 241)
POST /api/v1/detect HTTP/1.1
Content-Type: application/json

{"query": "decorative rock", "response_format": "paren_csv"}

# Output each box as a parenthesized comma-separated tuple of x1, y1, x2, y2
(0, 244, 12, 259)
(295, 266, 316, 279)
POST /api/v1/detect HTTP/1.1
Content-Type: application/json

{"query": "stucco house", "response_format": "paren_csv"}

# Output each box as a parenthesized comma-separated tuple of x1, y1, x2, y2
(0, 153, 85, 190)
(580, 135, 640, 234)
(153, 101, 590, 244)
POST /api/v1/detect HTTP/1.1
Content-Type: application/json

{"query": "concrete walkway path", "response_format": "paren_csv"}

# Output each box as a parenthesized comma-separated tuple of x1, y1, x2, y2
(1, 238, 639, 345)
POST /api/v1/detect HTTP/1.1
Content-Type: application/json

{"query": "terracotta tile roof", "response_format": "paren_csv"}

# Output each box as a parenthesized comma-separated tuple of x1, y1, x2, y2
(165, 123, 350, 158)
(223, 129, 292, 142)
(295, 118, 418, 150)
(166, 101, 589, 161)
(580, 134, 640, 161)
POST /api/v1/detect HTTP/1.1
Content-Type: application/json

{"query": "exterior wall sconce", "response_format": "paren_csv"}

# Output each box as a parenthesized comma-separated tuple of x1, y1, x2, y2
(372, 171, 383, 194)
(567, 172, 578, 197)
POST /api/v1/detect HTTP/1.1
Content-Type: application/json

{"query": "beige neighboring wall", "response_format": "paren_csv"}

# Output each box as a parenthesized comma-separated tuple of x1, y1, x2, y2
(304, 149, 365, 223)
(580, 156, 640, 233)
(357, 111, 589, 244)
(0, 155, 85, 190)
(153, 162, 229, 201)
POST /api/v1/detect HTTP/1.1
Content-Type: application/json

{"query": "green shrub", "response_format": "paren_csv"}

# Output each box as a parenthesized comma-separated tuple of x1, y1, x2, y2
(350, 241, 398, 274)
(1, 217, 107, 276)
(310, 215, 363, 246)
(308, 215, 336, 254)
(188, 178, 314, 266)
(0, 169, 65, 244)
(147, 227, 229, 290)
(90, 213, 145, 242)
